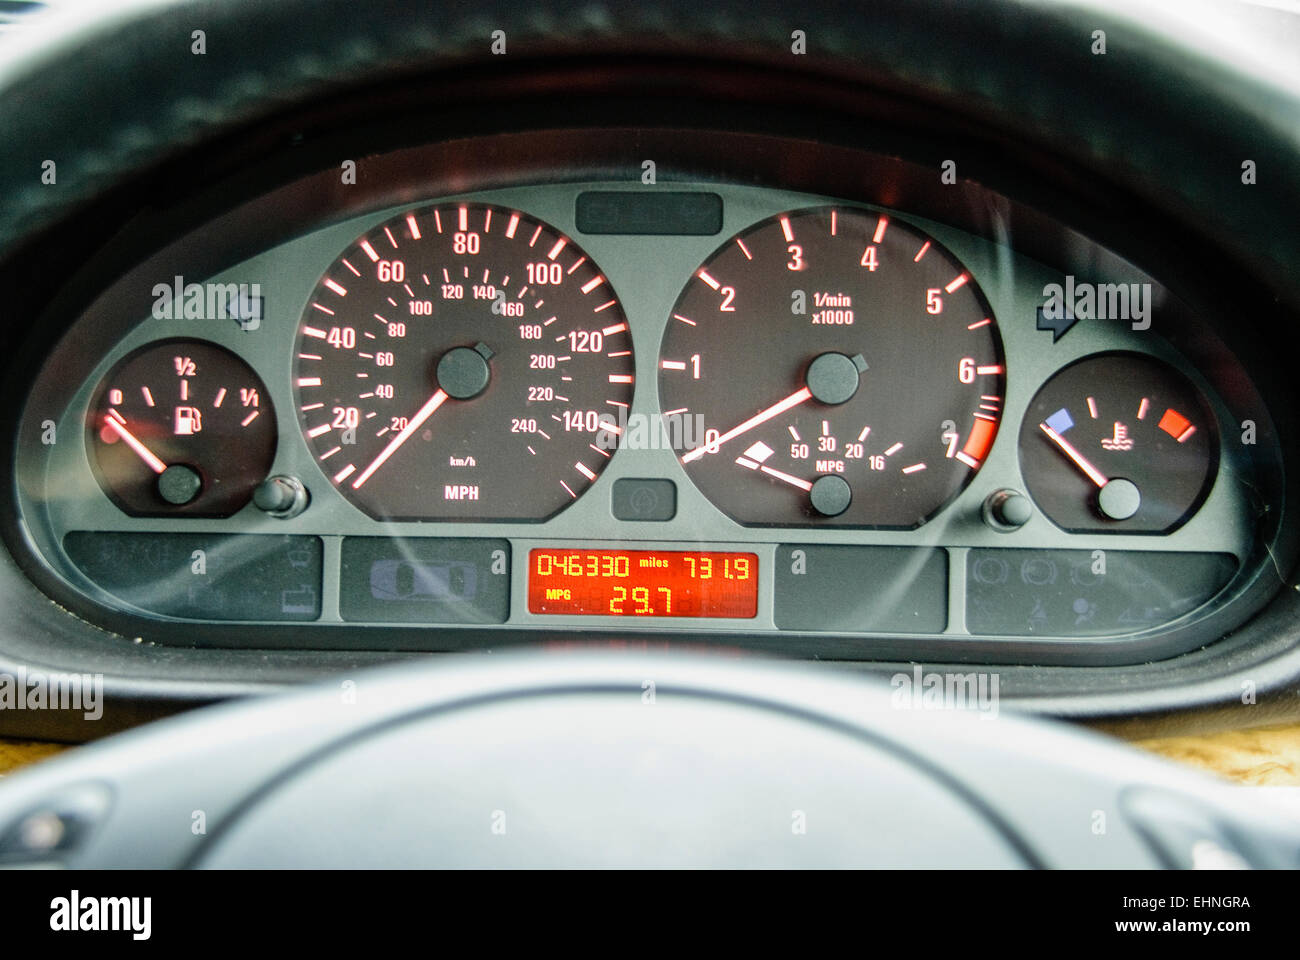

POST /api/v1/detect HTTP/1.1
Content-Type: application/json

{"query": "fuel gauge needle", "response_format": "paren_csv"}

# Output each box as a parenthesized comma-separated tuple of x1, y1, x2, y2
(102, 411, 167, 474)
(351, 388, 448, 490)
(1039, 422, 1108, 488)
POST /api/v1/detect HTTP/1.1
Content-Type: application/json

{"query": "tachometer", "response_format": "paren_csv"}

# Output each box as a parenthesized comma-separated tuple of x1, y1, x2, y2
(660, 207, 1005, 527)
(294, 203, 635, 520)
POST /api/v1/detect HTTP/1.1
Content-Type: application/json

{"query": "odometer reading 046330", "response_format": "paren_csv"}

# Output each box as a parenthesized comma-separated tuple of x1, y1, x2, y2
(528, 549, 759, 618)
(294, 203, 635, 521)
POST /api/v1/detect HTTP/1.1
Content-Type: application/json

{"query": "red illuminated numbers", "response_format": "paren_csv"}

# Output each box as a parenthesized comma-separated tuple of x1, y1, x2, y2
(610, 586, 671, 615)
(685, 555, 750, 580)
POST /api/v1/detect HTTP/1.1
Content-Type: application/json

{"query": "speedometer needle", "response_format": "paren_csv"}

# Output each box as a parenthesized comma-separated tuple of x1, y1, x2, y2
(102, 411, 167, 474)
(1039, 422, 1108, 488)
(351, 388, 449, 489)
(681, 386, 813, 464)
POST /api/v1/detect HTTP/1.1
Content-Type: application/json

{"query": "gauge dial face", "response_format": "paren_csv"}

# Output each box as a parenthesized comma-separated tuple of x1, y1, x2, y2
(1019, 353, 1218, 533)
(659, 207, 1006, 527)
(294, 203, 635, 520)
(87, 338, 277, 517)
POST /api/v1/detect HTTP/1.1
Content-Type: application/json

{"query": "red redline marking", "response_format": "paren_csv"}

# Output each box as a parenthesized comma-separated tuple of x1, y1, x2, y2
(962, 417, 997, 463)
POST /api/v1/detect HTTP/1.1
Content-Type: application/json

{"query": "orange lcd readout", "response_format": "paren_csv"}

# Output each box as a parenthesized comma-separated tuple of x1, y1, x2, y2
(528, 549, 758, 618)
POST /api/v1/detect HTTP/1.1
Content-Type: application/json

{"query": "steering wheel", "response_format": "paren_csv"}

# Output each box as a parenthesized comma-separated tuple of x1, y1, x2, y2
(1, 0, 1299, 867)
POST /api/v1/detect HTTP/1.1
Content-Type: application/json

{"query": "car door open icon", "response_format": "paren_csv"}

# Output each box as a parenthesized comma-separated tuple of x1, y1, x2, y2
(369, 559, 477, 602)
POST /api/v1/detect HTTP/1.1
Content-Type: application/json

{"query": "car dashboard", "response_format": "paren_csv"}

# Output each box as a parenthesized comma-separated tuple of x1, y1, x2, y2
(4, 126, 1293, 671)
(0, 2, 1298, 745)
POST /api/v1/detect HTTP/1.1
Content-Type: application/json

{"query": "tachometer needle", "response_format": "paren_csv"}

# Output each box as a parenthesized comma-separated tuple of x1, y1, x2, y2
(102, 411, 167, 474)
(681, 386, 813, 464)
(351, 388, 449, 489)
(1039, 422, 1108, 488)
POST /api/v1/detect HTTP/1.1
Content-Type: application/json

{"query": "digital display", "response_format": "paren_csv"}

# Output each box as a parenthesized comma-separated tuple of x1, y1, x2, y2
(528, 549, 758, 618)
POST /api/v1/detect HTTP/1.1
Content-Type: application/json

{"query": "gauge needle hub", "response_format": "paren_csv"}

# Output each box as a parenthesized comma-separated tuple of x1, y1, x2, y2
(682, 386, 813, 464)
(1039, 422, 1108, 488)
(103, 411, 167, 474)
(352, 388, 449, 489)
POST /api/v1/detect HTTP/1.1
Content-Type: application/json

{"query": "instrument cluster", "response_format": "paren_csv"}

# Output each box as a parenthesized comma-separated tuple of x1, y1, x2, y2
(11, 179, 1285, 664)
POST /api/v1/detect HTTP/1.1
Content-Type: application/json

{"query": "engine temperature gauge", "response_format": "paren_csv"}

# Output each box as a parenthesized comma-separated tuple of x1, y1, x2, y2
(1019, 353, 1217, 533)
(87, 339, 278, 516)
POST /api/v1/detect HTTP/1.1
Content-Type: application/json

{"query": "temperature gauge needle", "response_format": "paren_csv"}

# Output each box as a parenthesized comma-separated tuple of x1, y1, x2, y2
(352, 388, 448, 490)
(1039, 422, 1108, 488)
(102, 411, 167, 474)
(682, 386, 813, 464)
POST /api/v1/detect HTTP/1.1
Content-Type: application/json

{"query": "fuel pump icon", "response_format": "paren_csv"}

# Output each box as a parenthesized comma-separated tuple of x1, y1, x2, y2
(174, 406, 203, 436)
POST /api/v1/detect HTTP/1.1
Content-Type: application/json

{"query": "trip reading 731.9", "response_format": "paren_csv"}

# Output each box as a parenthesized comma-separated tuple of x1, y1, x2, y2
(527, 549, 759, 618)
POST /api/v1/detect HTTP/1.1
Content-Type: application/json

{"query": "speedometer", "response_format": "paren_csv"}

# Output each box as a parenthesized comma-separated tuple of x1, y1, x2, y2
(660, 206, 1005, 527)
(293, 203, 635, 521)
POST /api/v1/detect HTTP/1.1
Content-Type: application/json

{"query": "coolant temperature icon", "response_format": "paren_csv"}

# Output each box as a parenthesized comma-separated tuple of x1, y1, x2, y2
(1100, 422, 1133, 451)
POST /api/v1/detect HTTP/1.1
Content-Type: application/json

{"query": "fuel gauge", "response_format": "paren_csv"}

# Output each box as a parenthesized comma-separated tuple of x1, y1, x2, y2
(87, 339, 277, 516)
(1019, 353, 1217, 533)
